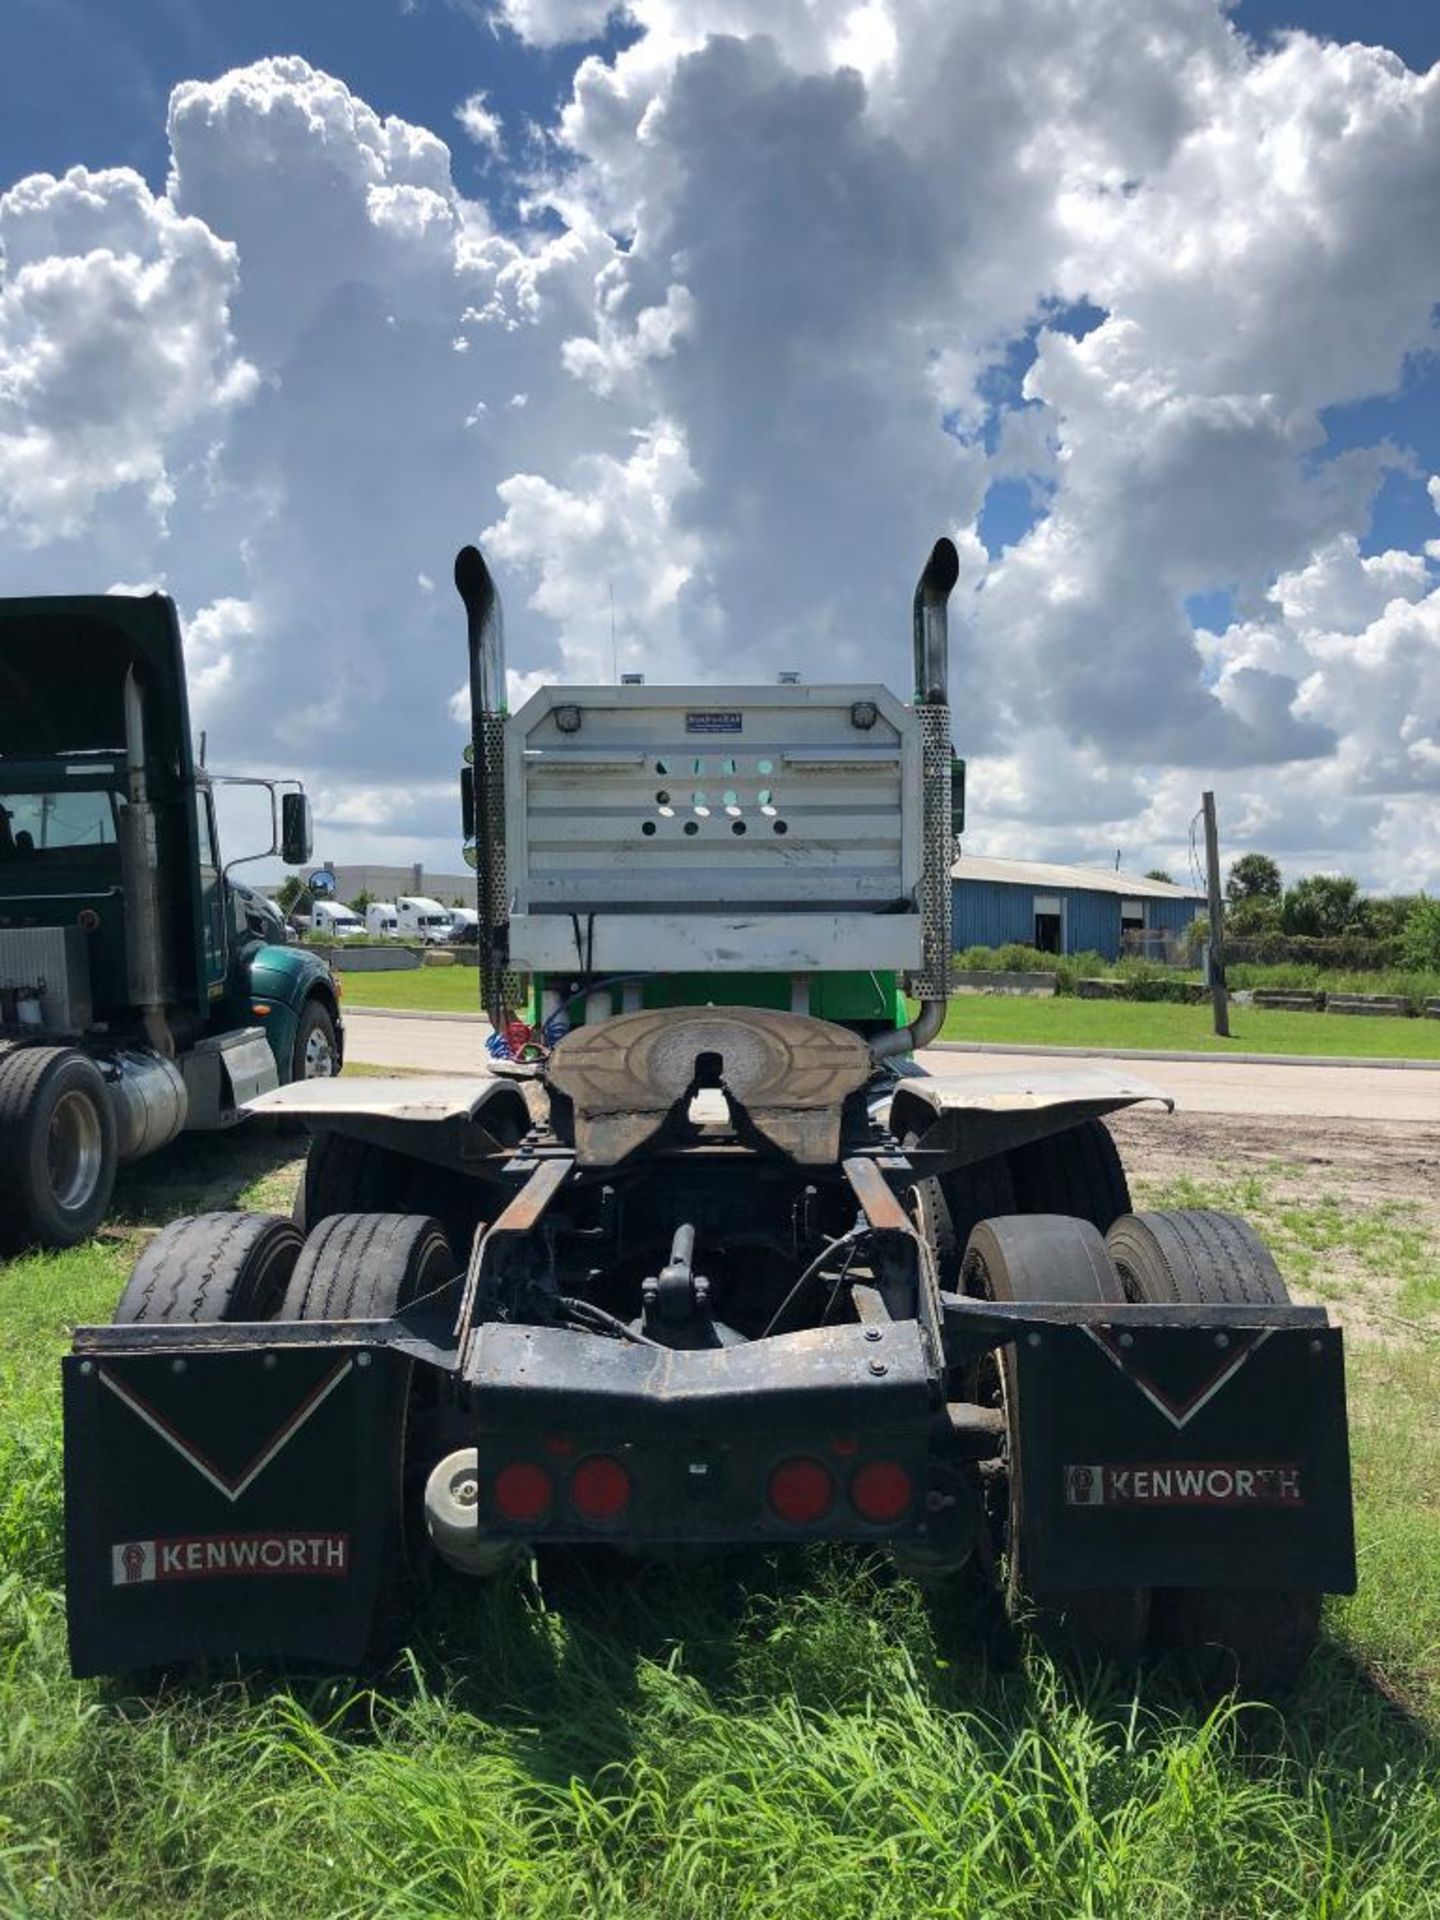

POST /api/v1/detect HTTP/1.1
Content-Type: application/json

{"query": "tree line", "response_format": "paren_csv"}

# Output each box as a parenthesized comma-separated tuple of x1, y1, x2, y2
(1220, 853, 1440, 971)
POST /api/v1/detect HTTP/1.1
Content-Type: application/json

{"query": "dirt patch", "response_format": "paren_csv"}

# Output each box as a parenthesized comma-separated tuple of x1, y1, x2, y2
(1110, 1108, 1440, 1221)
(1108, 1108, 1440, 1342)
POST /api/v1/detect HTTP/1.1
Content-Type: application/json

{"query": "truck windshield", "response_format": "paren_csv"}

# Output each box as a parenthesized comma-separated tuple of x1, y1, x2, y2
(0, 789, 123, 858)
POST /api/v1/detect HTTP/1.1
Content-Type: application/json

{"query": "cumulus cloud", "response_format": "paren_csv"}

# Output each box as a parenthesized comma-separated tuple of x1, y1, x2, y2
(0, 166, 255, 543)
(493, 0, 621, 49)
(0, 16, 1437, 886)
(455, 90, 504, 154)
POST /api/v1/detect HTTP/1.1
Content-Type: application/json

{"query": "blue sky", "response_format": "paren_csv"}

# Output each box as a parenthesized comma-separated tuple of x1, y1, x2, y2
(1, 2, 1437, 885)
(4, 0, 1435, 568)
(0, 0, 626, 201)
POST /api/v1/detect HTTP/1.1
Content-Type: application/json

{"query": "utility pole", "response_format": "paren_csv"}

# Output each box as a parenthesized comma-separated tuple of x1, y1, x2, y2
(1201, 789, 1229, 1038)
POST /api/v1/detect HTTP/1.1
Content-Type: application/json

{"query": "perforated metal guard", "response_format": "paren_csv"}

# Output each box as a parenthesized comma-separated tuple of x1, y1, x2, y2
(479, 712, 523, 1011)
(913, 703, 953, 999)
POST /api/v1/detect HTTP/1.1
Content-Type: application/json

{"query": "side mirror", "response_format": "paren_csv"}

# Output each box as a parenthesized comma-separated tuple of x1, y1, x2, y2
(281, 791, 313, 866)
(460, 763, 475, 841)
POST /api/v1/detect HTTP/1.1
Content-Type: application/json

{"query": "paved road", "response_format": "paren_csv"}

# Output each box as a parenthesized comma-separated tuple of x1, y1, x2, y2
(342, 1009, 1440, 1124)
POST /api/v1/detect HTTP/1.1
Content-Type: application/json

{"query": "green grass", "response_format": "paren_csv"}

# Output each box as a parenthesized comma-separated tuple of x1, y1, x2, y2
(342, 969, 1440, 1057)
(342, 966, 485, 1013)
(4, 1145, 1440, 1914)
(940, 993, 1440, 1058)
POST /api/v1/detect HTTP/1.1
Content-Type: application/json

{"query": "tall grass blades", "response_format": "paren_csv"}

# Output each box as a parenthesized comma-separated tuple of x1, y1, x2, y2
(4, 1145, 1440, 1915)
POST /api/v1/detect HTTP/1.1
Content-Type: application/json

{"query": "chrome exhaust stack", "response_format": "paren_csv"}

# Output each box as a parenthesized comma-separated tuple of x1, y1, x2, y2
(454, 545, 515, 1031)
(117, 667, 175, 1059)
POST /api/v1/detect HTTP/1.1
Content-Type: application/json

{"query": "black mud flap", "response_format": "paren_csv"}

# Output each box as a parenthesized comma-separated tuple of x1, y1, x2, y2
(63, 1333, 410, 1677)
(1010, 1317, 1355, 1593)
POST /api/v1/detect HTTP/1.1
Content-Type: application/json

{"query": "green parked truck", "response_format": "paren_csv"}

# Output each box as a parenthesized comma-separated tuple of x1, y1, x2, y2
(0, 591, 344, 1250)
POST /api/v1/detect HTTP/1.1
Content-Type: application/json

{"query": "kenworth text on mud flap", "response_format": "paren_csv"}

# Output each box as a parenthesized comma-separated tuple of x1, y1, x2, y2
(0, 593, 343, 1249)
(62, 542, 1353, 1686)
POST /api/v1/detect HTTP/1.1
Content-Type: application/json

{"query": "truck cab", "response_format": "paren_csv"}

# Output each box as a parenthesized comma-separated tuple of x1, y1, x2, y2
(0, 592, 343, 1249)
(313, 901, 365, 939)
(395, 896, 453, 944)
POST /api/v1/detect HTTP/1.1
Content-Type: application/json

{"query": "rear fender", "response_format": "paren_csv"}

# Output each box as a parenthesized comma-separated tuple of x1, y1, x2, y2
(245, 1072, 539, 1175)
(886, 1068, 1171, 1173)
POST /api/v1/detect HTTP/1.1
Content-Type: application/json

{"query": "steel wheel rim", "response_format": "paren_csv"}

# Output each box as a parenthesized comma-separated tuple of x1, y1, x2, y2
(47, 1090, 104, 1213)
(303, 1026, 336, 1077)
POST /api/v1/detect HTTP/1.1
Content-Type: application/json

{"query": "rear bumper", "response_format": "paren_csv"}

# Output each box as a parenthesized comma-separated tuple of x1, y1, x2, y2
(62, 1300, 1355, 1676)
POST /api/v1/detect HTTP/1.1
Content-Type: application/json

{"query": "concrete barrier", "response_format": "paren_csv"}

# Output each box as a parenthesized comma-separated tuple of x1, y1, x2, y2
(1326, 993, 1413, 1017)
(1077, 978, 1208, 1004)
(1252, 990, 1323, 1011)
(1427, 999, 1440, 1020)
(950, 970, 1057, 997)
(314, 945, 422, 972)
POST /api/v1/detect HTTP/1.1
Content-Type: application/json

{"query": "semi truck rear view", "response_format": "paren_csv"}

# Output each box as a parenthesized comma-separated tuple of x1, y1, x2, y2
(0, 592, 344, 1249)
(60, 543, 1354, 1689)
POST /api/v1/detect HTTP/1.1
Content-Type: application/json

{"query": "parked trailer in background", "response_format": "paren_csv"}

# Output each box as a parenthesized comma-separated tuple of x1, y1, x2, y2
(0, 593, 344, 1250)
(62, 542, 1353, 1689)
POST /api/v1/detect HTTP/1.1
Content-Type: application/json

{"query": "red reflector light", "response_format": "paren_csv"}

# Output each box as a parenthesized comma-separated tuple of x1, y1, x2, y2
(494, 1462, 552, 1523)
(850, 1460, 913, 1524)
(570, 1455, 632, 1520)
(768, 1458, 834, 1524)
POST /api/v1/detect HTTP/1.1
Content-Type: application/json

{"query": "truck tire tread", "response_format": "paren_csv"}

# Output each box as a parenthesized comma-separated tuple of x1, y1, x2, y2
(281, 1212, 454, 1322)
(1105, 1208, 1285, 1307)
(1007, 1119, 1131, 1234)
(114, 1211, 303, 1324)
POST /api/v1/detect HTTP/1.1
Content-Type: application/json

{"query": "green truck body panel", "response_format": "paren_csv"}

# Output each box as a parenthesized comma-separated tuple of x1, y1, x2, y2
(532, 969, 905, 1029)
(247, 944, 342, 1074)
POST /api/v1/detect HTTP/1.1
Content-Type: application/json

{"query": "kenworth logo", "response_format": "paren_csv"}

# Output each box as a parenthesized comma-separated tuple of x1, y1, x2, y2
(1064, 1463, 1303, 1508)
(111, 1532, 350, 1584)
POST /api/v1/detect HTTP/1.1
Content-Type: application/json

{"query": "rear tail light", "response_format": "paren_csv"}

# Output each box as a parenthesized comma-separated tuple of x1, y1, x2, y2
(768, 1458, 834, 1524)
(493, 1461, 553, 1523)
(570, 1455, 632, 1520)
(849, 1459, 913, 1524)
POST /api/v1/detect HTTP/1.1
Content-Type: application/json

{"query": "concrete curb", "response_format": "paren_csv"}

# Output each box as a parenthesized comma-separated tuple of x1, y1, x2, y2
(931, 1040, 1440, 1072)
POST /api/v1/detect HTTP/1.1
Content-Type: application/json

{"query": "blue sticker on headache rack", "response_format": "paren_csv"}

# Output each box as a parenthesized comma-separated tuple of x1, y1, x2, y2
(685, 711, 743, 735)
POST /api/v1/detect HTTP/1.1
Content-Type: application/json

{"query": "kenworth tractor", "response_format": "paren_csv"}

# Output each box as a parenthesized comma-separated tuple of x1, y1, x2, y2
(61, 543, 1352, 1686)
(0, 592, 343, 1250)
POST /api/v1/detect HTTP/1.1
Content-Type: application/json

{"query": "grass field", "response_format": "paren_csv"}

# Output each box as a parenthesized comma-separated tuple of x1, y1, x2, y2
(342, 965, 485, 1014)
(4, 1135, 1440, 1915)
(939, 994, 1440, 1058)
(341, 965, 1440, 1058)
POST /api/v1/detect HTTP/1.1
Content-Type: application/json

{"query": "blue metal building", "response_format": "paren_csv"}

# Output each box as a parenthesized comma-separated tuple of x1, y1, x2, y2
(951, 854, 1205, 962)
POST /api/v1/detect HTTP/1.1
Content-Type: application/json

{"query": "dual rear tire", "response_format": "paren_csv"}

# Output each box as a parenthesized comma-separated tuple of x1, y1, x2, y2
(924, 1119, 1132, 1290)
(962, 1205, 1320, 1692)
(115, 1209, 454, 1326)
